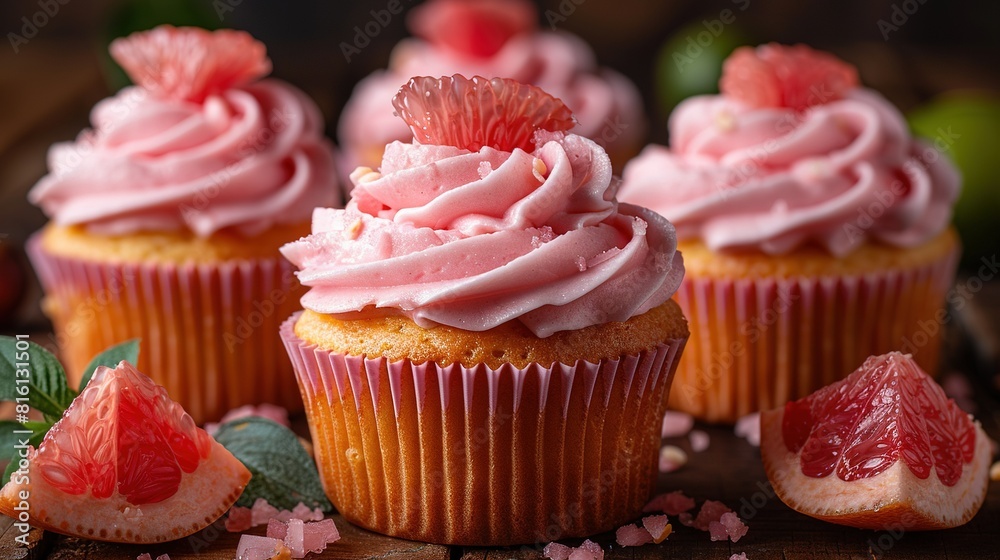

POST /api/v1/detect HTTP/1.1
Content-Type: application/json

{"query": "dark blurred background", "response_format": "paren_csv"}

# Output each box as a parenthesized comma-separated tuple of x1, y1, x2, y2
(1, 0, 999, 331)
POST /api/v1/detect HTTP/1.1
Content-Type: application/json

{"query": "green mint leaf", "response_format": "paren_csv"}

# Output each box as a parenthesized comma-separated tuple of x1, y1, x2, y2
(0, 420, 47, 486)
(0, 337, 73, 417)
(214, 417, 332, 511)
(79, 339, 140, 392)
(0, 420, 27, 477)
(1, 458, 17, 487)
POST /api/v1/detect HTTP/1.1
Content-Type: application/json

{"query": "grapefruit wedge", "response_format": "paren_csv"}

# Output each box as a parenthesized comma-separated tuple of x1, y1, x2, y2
(0, 361, 251, 543)
(761, 352, 992, 530)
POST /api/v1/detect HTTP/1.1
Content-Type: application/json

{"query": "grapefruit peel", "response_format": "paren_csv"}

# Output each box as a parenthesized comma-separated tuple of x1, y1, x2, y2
(0, 345, 251, 544)
(761, 352, 991, 530)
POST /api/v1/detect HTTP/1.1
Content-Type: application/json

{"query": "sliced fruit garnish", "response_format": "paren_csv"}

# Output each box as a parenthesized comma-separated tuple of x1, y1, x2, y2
(110, 25, 271, 103)
(720, 43, 858, 111)
(0, 361, 251, 543)
(391, 75, 575, 153)
(761, 352, 991, 530)
(408, 0, 537, 58)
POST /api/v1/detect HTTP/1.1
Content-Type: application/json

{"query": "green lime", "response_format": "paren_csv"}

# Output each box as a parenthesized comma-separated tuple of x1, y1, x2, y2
(908, 92, 1000, 268)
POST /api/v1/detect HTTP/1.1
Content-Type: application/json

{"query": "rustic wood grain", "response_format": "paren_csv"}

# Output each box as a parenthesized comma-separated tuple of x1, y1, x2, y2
(0, 514, 51, 559)
(41, 513, 450, 559)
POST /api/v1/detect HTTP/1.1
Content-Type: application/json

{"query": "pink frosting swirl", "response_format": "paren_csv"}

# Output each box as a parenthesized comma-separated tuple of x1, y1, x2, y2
(618, 89, 960, 256)
(29, 26, 337, 237)
(337, 3, 643, 186)
(282, 132, 684, 337)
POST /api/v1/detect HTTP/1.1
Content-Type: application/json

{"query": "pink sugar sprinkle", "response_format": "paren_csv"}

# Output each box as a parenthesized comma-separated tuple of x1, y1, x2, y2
(155, 556, 170, 560)
(251, 498, 281, 526)
(236, 535, 290, 560)
(678, 512, 693, 526)
(544, 540, 603, 560)
(661, 411, 695, 438)
(577, 539, 603, 559)
(642, 514, 671, 543)
(208, 404, 291, 436)
(689, 429, 710, 452)
(615, 523, 653, 547)
(285, 519, 306, 558)
(288, 502, 324, 522)
(688, 500, 734, 531)
(730, 554, 749, 560)
(266, 518, 288, 540)
(225, 506, 253, 532)
(643, 490, 696, 515)
(543, 542, 572, 560)
(658, 445, 687, 473)
(720, 512, 748, 542)
(734, 412, 761, 447)
(301, 518, 340, 552)
(708, 520, 729, 541)
(136, 555, 152, 560)
(568, 549, 599, 560)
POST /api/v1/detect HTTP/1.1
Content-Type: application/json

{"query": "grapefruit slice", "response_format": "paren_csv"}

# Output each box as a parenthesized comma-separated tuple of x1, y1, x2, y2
(0, 361, 251, 543)
(391, 75, 575, 153)
(761, 352, 991, 530)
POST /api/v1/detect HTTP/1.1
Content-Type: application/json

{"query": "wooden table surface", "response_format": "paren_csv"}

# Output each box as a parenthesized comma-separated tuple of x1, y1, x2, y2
(1, 409, 998, 560)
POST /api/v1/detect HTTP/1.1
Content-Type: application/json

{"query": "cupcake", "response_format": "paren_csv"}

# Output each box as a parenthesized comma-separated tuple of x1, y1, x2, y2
(280, 75, 687, 545)
(337, 0, 645, 186)
(27, 26, 338, 423)
(618, 44, 960, 423)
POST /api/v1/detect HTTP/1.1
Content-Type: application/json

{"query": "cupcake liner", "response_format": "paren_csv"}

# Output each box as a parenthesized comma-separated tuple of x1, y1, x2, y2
(27, 234, 305, 423)
(280, 312, 687, 546)
(670, 248, 959, 423)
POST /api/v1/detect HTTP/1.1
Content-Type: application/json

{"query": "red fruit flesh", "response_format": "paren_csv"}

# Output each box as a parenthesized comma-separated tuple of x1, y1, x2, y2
(391, 75, 575, 153)
(783, 353, 976, 486)
(39, 362, 212, 504)
(0, 361, 250, 543)
(720, 43, 859, 111)
(408, 0, 537, 58)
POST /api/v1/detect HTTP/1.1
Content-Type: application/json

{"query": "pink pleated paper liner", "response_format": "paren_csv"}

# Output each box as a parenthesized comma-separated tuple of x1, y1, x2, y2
(27, 233, 305, 423)
(280, 312, 687, 546)
(670, 247, 959, 423)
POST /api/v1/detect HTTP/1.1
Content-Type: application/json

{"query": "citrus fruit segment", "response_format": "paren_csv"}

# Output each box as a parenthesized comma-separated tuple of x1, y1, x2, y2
(761, 352, 991, 530)
(720, 43, 858, 111)
(391, 75, 575, 153)
(0, 361, 251, 543)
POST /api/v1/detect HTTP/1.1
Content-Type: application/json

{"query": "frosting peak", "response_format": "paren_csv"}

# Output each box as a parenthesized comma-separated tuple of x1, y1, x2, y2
(30, 26, 338, 237)
(618, 45, 960, 256)
(284, 120, 683, 336)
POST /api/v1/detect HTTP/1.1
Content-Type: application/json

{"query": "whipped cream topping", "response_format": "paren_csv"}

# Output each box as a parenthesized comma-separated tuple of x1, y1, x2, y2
(618, 89, 960, 256)
(282, 132, 684, 337)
